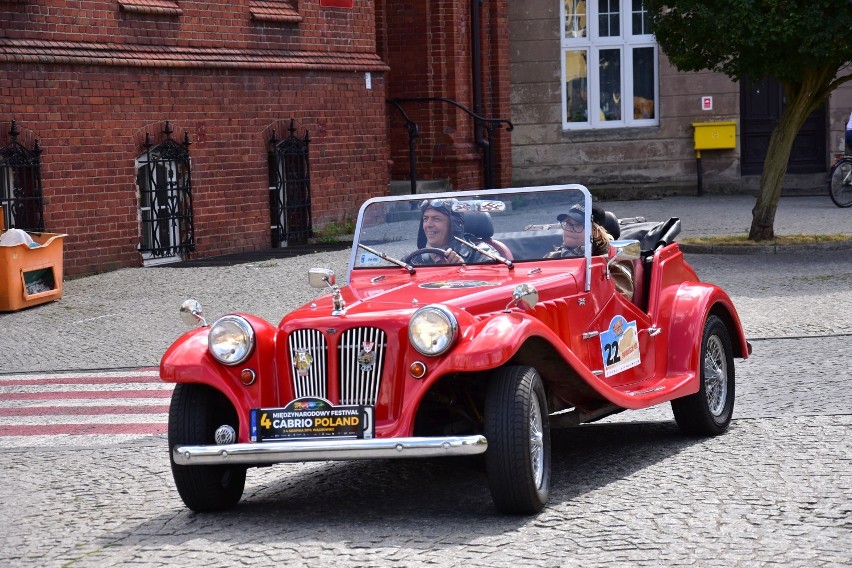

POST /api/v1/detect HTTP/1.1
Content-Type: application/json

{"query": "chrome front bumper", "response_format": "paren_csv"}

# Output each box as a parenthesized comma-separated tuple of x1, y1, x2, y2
(173, 435, 488, 466)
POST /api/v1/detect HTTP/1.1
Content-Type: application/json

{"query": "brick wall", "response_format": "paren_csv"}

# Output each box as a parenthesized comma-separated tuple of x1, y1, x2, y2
(0, 0, 376, 51)
(1, 1, 389, 276)
(378, 0, 512, 191)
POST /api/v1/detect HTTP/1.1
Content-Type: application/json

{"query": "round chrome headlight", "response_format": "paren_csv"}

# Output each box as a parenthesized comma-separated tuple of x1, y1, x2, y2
(408, 305, 458, 356)
(208, 315, 255, 365)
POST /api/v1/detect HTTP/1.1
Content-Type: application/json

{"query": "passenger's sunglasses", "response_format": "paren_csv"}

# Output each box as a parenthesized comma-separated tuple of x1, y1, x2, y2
(559, 219, 583, 232)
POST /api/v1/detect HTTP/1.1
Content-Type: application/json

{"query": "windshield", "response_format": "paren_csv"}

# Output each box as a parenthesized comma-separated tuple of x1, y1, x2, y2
(349, 184, 592, 271)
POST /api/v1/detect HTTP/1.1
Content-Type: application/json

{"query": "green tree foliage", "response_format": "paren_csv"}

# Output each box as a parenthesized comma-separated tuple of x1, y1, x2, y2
(646, 0, 852, 239)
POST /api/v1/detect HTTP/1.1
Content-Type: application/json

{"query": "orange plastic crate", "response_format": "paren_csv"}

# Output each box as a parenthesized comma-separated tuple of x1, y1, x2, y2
(0, 230, 67, 312)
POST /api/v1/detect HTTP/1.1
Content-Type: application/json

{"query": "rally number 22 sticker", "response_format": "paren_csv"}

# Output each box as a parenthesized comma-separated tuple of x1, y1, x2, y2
(599, 315, 641, 377)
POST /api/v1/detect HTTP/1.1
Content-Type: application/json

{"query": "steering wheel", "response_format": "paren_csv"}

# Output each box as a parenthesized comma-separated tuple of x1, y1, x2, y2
(402, 247, 451, 265)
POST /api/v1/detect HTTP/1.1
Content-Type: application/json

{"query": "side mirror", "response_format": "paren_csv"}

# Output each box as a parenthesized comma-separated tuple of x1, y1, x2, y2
(506, 283, 539, 312)
(180, 299, 207, 327)
(309, 268, 335, 289)
(608, 240, 641, 263)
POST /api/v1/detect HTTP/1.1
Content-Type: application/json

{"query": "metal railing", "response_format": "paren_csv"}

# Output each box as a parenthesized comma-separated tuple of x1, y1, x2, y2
(387, 97, 513, 192)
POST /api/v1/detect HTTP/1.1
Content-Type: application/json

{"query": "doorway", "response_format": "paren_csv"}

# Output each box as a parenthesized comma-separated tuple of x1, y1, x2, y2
(740, 76, 827, 175)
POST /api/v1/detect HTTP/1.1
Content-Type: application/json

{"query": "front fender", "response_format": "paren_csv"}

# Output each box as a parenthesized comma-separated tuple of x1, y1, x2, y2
(160, 314, 280, 442)
(666, 282, 750, 395)
(441, 311, 650, 409)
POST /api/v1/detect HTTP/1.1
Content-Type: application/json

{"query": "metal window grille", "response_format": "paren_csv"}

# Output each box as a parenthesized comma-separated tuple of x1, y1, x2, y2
(137, 122, 195, 258)
(0, 120, 44, 232)
(269, 119, 312, 247)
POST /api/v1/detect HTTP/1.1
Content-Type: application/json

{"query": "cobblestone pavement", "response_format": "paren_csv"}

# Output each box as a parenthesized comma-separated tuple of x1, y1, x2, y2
(0, 193, 850, 566)
(0, 415, 849, 566)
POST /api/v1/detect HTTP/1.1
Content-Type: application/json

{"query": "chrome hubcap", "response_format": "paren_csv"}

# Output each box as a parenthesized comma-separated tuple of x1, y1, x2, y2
(704, 335, 728, 417)
(529, 395, 544, 488)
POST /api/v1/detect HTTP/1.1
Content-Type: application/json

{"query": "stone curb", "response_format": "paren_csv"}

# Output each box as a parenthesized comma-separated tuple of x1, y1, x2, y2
(679, 239, 852, 255)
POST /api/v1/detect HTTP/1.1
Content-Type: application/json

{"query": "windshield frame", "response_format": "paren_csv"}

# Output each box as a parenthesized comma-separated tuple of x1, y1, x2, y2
(348, 184, 593, 289)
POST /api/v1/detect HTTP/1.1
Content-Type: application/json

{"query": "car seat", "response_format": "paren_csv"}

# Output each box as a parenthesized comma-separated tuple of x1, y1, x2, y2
(603, 210, 621, 239)
(462, 211, 514, 260)
(617, 217, 682, 311)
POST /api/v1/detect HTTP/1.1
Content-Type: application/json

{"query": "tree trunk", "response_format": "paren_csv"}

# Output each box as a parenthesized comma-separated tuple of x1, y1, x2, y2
(748, 83, 819, 241)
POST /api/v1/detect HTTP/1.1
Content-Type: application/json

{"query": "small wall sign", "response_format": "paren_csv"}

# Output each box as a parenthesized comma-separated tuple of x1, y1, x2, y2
(321, 0, 354, 7)
(701, 96, 713, 111)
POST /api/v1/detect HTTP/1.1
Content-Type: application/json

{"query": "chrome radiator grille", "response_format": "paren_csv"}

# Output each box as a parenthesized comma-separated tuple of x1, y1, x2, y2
(288, 329, 328, 399)
(338, 327, 387, 406)
(287, 327, 386, 406)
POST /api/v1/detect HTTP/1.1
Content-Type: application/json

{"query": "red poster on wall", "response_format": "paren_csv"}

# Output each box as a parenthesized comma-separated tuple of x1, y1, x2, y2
(320, 0, 354, 7)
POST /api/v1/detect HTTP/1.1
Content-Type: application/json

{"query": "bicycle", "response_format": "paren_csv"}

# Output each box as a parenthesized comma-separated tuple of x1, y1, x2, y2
(828, 152, 852, 207)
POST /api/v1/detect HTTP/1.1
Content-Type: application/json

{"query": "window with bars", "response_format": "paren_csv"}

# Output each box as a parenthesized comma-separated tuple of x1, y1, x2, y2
(268, 119, 312, 247)
(0, 121, 44, 232)
(136, 123, 195, 262)
(561, 0, 659, 129)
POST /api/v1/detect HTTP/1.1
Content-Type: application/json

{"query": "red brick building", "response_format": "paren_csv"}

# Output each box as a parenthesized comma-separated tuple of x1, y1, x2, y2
(1, 0, 393, 275)
(1, 0, 515, 276)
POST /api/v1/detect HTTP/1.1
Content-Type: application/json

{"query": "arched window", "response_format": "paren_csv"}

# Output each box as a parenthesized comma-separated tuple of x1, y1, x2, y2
(268, 119, 312, 247)
(136, 122, 195, 263)
(0, 121, 44, 232)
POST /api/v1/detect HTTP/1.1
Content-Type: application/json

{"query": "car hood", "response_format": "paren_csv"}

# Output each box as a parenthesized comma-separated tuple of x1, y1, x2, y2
(283, 265, 579, 325)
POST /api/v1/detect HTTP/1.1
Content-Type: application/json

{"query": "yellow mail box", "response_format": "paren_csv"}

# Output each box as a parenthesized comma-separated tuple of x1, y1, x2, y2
(692, 121, 737, 150)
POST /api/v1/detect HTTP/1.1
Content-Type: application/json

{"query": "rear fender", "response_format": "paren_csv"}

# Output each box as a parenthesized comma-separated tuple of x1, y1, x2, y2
(160, 314, 279, 442)
(665, 282, 750, 395)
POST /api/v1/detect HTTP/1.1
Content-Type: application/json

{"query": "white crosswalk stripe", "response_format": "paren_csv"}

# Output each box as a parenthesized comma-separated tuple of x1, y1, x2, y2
(0, 368, 174, 447)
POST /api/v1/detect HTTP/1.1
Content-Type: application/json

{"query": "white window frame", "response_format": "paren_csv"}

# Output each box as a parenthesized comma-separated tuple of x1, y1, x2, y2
(560, 0, 659, 130)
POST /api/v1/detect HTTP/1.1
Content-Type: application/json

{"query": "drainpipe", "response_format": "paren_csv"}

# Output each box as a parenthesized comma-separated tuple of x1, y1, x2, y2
(470, 0, 494, 188)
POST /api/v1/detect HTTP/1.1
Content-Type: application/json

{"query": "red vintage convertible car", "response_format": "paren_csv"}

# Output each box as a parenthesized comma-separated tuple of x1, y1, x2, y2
(161, 184, 751, 514)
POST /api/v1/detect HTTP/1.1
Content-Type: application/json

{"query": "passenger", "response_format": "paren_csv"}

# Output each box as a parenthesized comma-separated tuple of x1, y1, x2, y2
(546, 202, 634, 301)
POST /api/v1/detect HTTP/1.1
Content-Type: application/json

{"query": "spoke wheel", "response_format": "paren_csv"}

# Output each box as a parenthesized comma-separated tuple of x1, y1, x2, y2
(485, 365, 551, 514)
(671, 315, 735, 436)
(703, 335, 728, 417)
(168, 384, 246, 512)
(829, 159, 852, 208)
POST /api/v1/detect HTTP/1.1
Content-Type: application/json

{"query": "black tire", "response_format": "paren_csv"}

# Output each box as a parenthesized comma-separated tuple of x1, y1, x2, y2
(484, 365, 551, 514)
(168, 383, 246, 512)
(671, 315, 735, 435)
(829, 158, 852, 208)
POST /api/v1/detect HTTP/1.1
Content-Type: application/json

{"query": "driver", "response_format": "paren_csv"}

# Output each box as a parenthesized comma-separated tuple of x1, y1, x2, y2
(412, 198, 500, 265)
(418, 199, 465, 263)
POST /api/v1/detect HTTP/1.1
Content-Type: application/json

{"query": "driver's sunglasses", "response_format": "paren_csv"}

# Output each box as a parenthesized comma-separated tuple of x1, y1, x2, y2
(419, 198, 457, 209)
(559, 219, 583, 232)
